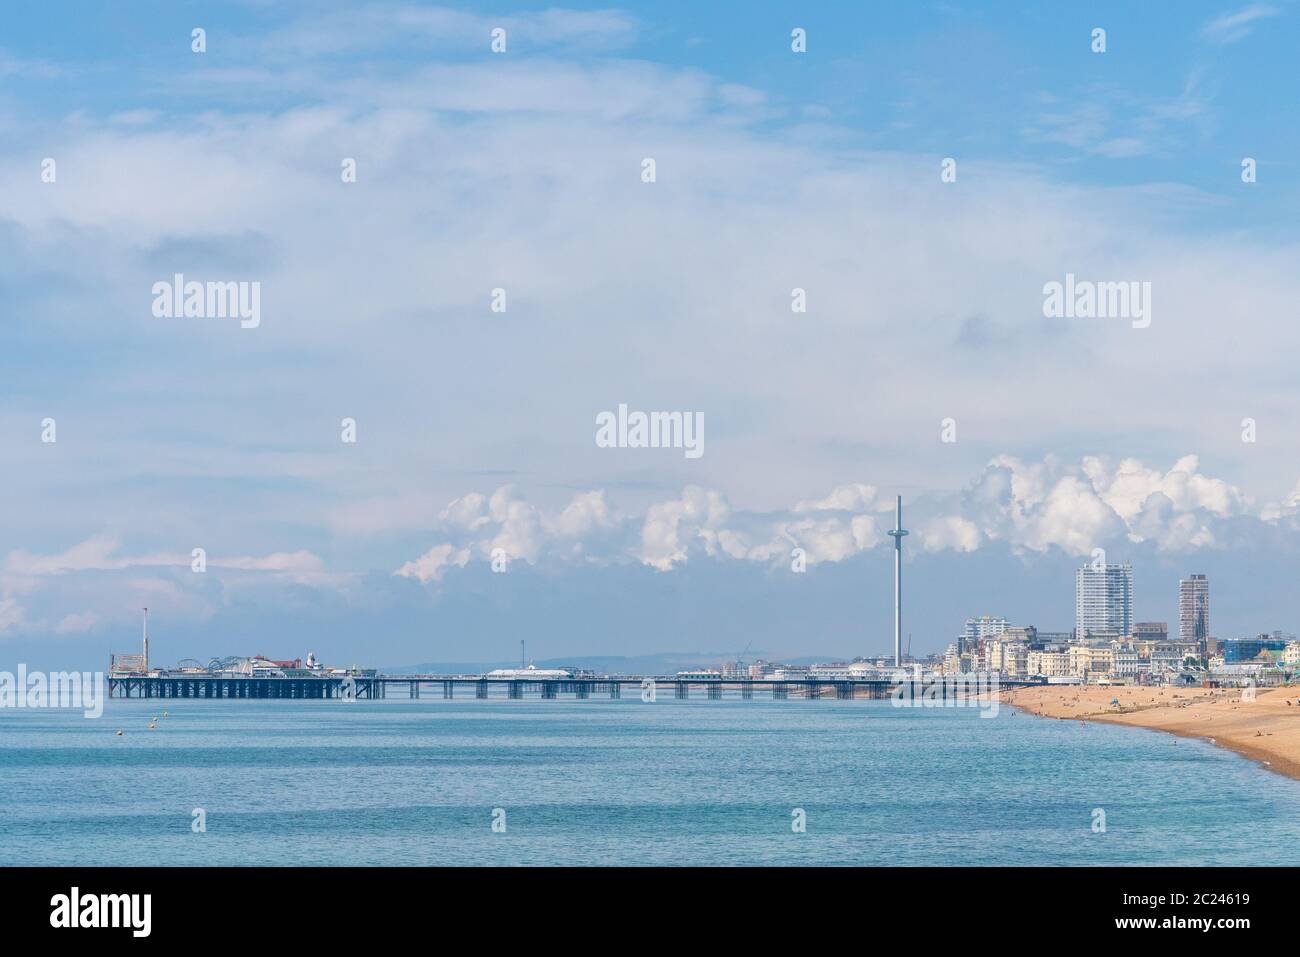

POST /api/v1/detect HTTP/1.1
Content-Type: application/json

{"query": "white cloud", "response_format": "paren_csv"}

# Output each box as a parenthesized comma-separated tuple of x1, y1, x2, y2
(6, 21, 1300, 612)
(3, 538, 331, 582)
(552, 490, 618, 541)
(919, 516, 982, 553)
(923, 454, 1254, 556)
(794, 483, 878, 513)
(254, 5, 640, 58)
(210, 551, 326, 574)
(1202, 4, 1279, 43)
(394, 543, 471, 583)
(54, 612, 98, 635)
(639, 486, 731, 570)
(393, 454, 1268, 579)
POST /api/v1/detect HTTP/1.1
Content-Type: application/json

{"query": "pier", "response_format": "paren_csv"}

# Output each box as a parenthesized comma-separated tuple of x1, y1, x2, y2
(106, 674, 1029, 701)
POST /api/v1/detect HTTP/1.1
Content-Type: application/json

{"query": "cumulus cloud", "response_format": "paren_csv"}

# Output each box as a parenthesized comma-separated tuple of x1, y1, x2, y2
(393, 481, 888, 576)
(394, 543, 471, 583)
(920, 454, 1254, 556)
(394, 455, 1276, 580)
(639, 486, 730, 569)
(396, 486, 625, 580)
(794, 483, 878, 513)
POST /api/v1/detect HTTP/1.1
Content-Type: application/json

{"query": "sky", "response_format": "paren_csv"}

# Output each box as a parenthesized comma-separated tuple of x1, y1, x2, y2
(3, 1, 1300, 670)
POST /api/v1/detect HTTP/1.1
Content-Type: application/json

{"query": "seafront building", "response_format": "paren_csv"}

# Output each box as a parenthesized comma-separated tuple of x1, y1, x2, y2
(1075, 562, 1133, 640)
(961, 616, 1008, 643)
(1026, 649, 1070, 678)
(1067, 645, 1113, 679)
(1179, 574, 1211, 656)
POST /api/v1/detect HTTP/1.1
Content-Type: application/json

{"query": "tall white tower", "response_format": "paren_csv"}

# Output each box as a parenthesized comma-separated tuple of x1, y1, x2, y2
(887, 496, 908, 667)
(142, 607, 150, 673)
(1075, 562, 1133, 639)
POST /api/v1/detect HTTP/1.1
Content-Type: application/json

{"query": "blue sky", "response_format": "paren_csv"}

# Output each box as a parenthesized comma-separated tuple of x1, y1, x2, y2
(3, 1, 1300, 670)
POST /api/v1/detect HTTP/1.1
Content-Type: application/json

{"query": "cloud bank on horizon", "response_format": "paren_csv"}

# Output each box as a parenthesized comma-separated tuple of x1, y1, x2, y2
(2, 1, 1299, 661)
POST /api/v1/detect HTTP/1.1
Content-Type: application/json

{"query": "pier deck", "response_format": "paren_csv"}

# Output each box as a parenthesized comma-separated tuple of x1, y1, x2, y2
(106, 674, 1028, 700)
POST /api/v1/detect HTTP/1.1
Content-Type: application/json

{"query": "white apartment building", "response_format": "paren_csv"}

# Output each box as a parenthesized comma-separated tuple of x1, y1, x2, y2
(962, 616, 1009, 642)
(1075, 562, 1133, 639)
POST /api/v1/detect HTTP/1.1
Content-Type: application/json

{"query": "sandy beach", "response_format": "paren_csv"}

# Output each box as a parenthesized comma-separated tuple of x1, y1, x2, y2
(1003, 684, 1300, 779)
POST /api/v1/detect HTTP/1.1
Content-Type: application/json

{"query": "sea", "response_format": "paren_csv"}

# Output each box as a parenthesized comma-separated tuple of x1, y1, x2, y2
(2, 695, 1298, 866)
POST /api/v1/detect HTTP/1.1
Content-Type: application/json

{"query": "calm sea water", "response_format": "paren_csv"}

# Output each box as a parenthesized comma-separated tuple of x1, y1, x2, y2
(2, 696, 1297, 866)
